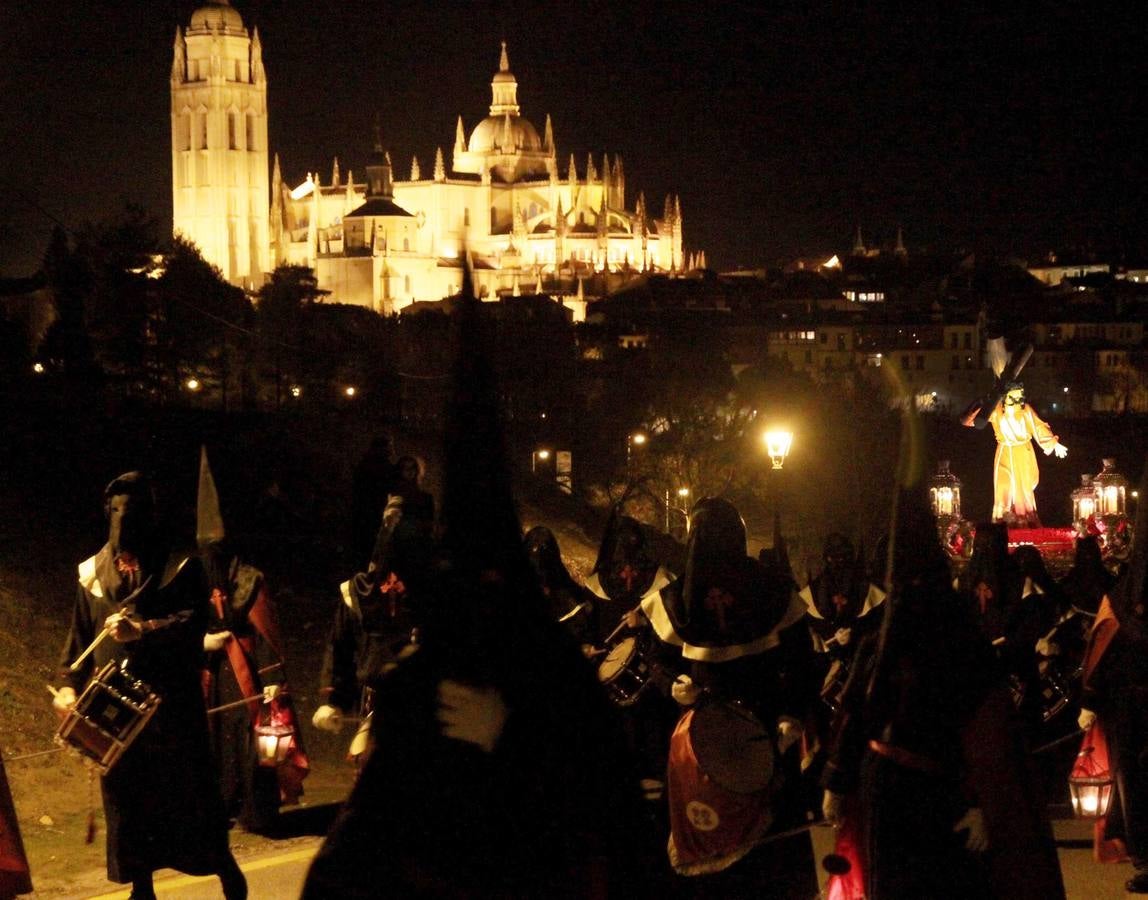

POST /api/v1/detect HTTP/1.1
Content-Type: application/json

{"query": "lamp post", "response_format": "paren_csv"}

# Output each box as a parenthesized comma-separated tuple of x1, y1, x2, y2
(665, 486, 690, 534)
(626, 431, 647, 476)
(763, 429, 793, 471)
(532, 448, 551, 474)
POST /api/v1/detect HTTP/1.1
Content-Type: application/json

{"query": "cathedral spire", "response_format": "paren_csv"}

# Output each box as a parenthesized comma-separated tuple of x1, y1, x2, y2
(366, 117, 394, 199)
(251, 26, 265, 84)
(410, 155, 421, 180)
(171, 27, 185, 82)
(489, 41, 520, 117)
(852, 225, 866, 256)
(567, 153, 577, 185)
(895, 224, 907, 257)
(331, 157, 340, 186)
(544, 114, 555, 155)
(434, 146, 445, 181)
(586, 153, 597, 183)
(455, 116, 466, 155)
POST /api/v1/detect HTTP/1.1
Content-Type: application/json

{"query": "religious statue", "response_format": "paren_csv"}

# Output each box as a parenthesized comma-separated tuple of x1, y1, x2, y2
(961, 340, 1067, 527)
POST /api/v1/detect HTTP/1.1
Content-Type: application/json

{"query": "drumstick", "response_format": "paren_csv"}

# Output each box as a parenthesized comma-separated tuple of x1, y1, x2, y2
(599, 609, 640, 649)
(68, 627, 111, 672)
(206, 694, 266, 715)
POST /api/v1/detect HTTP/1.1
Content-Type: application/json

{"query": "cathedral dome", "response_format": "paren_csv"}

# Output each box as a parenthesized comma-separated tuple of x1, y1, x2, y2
(189, 1, 245, 32)
(468, 115, 543, 154)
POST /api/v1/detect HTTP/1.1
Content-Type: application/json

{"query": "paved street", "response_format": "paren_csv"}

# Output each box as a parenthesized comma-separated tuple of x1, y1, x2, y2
(77, 816, 1137, 899)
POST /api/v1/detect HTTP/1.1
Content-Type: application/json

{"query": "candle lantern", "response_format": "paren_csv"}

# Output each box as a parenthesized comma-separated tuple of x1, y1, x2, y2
(1069, 741, 1114, 819)
(929, 460, 962, 520)
(254, 721, 295, 767)
(1093, 458, 1128, 518)
(1071, 474, 1096, 529)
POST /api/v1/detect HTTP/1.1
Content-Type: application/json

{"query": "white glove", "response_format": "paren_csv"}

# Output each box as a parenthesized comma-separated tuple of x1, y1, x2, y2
(822, 790, 845, 828)
(203, 630, 232, 652)
(834, 627, 852, 647)
(777, 716, 803, 754)
(671, 674, 702, 707)
(1078, 708, 1098, 731)
(262, 684, 281, 703)
(1052, 443, 1068, 459)
(312, 704, 344, 733)
(382, 495, 404, 528)
(953, 807, 989, 853)
(52, 686, 77, 715)
(437, 680, 508, 753)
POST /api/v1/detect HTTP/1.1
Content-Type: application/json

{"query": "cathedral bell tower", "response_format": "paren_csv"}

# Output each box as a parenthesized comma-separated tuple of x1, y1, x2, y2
(171, 1, 270, 287)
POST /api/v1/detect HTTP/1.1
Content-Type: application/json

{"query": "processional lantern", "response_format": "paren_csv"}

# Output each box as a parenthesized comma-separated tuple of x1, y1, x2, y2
(254, 720, 295, 767)
(1093, 458, 1128, 517)
(929, 460, 961, 520)
(1069, 742, 1114, 819)
(1071, 474, 1096, 527)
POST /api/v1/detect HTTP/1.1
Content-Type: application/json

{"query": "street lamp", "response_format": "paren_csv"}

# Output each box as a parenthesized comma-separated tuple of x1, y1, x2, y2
(763, 429, 794, 470)
(532, 448, 551, 474)
(185, 377, 201, 392)
(665, 486, 690, 534)
(626, 431, 647, 474)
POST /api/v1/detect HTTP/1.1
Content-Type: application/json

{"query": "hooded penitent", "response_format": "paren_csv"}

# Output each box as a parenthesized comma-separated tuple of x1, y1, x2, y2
(196, 446, 308, 818)
(649, 497, 800, 662)
(302, 260, 651, 899)
(591, 510, 660, 603)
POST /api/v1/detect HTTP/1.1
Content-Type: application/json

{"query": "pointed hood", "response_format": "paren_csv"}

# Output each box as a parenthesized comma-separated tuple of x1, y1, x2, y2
(196, 446, 225, 548)
(438, 258, 533, 596)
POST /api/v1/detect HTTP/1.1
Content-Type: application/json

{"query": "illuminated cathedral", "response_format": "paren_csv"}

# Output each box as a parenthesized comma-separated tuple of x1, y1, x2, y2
(170, 1, 687, 314)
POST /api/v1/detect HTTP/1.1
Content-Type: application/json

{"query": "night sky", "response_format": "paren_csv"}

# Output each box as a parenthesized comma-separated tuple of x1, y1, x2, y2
(2, 1, 1146, 276)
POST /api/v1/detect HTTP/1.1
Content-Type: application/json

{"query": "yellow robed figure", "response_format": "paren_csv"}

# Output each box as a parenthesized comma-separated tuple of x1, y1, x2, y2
(989, 383, 1067, 526)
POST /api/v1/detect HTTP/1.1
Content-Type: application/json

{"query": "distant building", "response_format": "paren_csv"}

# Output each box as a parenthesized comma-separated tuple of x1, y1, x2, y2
(170, 2, 687, 311)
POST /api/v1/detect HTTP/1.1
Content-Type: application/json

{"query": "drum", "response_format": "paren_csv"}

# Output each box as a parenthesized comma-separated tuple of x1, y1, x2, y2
(689, 701, 774, 794)
(1037, 662, 1080, 723)
(55, 661, 161, 775)
(597, 635, 652, 706)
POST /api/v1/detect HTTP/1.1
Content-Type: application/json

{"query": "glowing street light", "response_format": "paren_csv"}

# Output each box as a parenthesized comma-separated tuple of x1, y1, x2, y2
(763, 429, 794, 470)
(186, 377, 201, 392)
(665, 486, 691, 534)
(289, 385, 302, 398)
(626, 431, 647, 474)
(344, 386, 357, 398)
(532, 448, 551, 474)
(32, 362, 45, 374)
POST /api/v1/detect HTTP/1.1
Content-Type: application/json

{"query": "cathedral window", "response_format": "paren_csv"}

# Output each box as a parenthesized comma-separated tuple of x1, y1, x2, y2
(198, 113, 208, 150)
(403, 237, 410, 252)
(176, 113, 191, 152)
(463, 209, 470, 227)
(246, 115, 257, 152)
(228, 112, 238, 150)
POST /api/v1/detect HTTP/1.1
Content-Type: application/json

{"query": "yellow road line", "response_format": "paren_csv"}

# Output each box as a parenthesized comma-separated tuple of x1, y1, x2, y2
(86, 847, 317, 898)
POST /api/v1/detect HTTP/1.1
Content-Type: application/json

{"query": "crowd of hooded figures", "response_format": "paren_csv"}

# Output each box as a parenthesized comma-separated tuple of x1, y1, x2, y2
(20, 295, 1148, 900)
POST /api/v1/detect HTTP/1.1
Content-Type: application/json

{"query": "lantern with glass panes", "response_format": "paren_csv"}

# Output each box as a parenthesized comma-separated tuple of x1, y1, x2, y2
(1071, 473, 1097, 535)
(1069, 740, 1114, 819)
(929, 461, 968, 559)
(254, 720, 295, 767)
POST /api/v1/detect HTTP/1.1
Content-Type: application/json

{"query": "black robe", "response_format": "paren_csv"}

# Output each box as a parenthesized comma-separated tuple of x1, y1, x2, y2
(203, 558, 284, 833)
(59, 544, 231, 884)
(303, 620, 653, 899)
